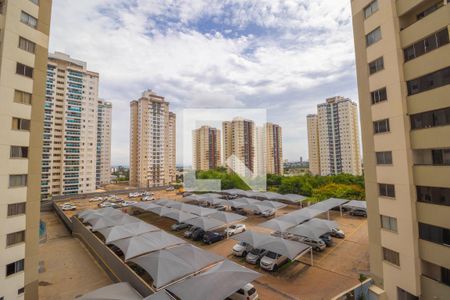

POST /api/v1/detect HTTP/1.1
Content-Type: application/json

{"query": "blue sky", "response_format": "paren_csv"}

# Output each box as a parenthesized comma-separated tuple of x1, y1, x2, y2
(49, 0, 358, 166)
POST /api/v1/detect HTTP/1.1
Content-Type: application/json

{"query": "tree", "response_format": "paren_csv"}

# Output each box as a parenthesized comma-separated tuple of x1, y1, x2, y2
(311, 183, 365, 201)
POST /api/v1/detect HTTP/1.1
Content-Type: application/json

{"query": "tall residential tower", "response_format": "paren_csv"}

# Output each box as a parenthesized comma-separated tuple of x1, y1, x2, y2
(96, 99, 112, 187)
(351, 0, 449, 298)
(129, 90, 176, 187)
(192, 126, 221, 171)
(256, 123, 284, 175)
(307, 96, 362, 176)
(0, 0, 52, 298)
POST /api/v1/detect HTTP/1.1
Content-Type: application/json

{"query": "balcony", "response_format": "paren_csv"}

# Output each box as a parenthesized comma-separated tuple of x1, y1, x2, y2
(421, 275, 450, 299)
(408, 85, 450, 115)
(411, 126, 450, 149)
(403, 45, 450, 81)
(419, 239, 450, 270)
(397, 0, 425, 17)
(417, 202, 450, 229)
(414, 165, 450, 187)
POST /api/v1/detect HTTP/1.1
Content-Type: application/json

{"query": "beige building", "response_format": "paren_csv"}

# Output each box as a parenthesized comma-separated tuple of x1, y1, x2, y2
(0, 0, 52, 299)
(223, 118, 256, 176)
(192, 126, 221, 171)
(96, 99, 112, 186)
(307, 96, 362, 176)
(351, 0, 450, 299)
(41, 52, 103, 199)
(129, 90, 176, 187)
(256, 123, 284, 175)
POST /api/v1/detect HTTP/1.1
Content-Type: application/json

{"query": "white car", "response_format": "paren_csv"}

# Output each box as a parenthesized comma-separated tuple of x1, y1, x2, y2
(61, 203, 76, 211)
(225, 224, 246, 236)
(144, 191, 154, 196)
(228, 283, 259, 300)
(232, 241, 253, 257)
(98, 202, 112, 208)
(128, 192, 139, 198)
(261, 208, 276, 217)
(260, 251, 289, 271)
(142, 196, 155, 201)
(89, 197, 102, 202)
(166, 186, 175, 191)
(121, 201, 137, 207)
(331, 228, 345, 238)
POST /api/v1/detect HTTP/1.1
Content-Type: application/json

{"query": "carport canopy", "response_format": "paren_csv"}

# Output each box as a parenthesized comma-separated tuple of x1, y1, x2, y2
(208, 211, 246, 224)
(185, 217, 225, 231)
(160, 210, 197, 223)
(98, 221, 160, 243)
(259, 200, 287, 209)
(277, 194, 307, 203)
(181, 204, 216, 217)
(230, 231, 270, 248)
(287, 223, 328, 240)
(143, 290, 173, 300)
(311, 198, 349, 213)
(130, 244, 223, 289)
(259, 219, 296, 232)
(343, 200, 367, 210)
(77, 282, 143, 300)
(234, 197, 260, 205)
(303, 218, 338, 232)
(167, 260, 261, 300)
(278, 207, 323, 225)
(90, 214, 140, 231)
(131, 202, 161, 211)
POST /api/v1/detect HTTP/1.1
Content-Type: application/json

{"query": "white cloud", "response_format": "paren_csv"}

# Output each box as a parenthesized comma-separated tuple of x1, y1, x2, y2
(49, 0, 357, 165)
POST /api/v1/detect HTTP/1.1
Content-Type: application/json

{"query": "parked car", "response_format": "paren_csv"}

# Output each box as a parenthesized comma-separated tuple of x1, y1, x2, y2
(260, 251, 289, 271)
(121, 201, 137, 207)
(233, 208, 248, 216)
(61, 203, 76, 211)
(202, 231, 225, 244)
(331, 228, 345, 239)
(349, 209, 367, 217)
(228, 283, 259, 300)
(232, 241, 253, 257)
(166, 186, 175, 191)
(320, 234, 333, 247)
(184, 226, 197, 238)
(144, 191, 154, 196)
(214, 205, 227, 211)
(261, 208, 276, 217)
(246, 248, 268, 265)
(142, 196, 154, 201)
(225, 224, 246, 236)
(297, 236, 326, 252)
(89, 197, 102, 202)
(171, 222, 189, 231)
(98, 202, 112, 208)
(192, 228, 206, 241)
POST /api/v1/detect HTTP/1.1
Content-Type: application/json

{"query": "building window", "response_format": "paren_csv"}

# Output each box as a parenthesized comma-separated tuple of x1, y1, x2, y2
(6, 231, 25, 246)
(410, 107, 450, 130)
(6, 259, 25, 276)
(417, 186, 450, 206)
(364, 0, 379, 19)
(379, 183, 395, 198)
(20, 11, 37, 28)
(376, 151, 392, 164)
(18, 36, 36, 54)
(407, 67, 450, 95)
(9, 175, 27, 188)
(366, 27, 381, 47)
(442, 267, 450, 286)
(431, 149, 450, 165)
(10, 146, 29, 158)
(373, 118, 390, 133)
(419, 222, 450, 246)
(14, 90, 32, 105)
(29, 0, 39, 5)
(371, 87, 387, 104)
(404, 28, 449, 62)
(382, 247, 400, 266)
(0, 0, 4, 14)
(16, 62, 33, 78)
(12, 117, 31, 131)
(381, 215, 398, 232)
(369, 57, 384, 75)
(7, 203, 26, 216)
(416, 2, 444, 21)
(397, 287, 419, 300)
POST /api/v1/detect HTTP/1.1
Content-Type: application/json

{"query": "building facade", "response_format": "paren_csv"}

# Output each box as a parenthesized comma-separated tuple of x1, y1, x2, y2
(262, 123, 284, 175)
(129, 90, 176, 187)
(96, 99, 112, 186)
(41, 52, 102, 199)
(0, 0, 52, 299)
(192, 126, 221, 171)
(351, 0, 450, 299)
(223, 118, 255, 176)
(307, 96, 362, 176)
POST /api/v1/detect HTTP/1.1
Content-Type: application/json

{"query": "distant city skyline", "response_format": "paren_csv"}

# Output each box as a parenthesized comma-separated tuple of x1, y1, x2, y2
(49, 0, 359, 166)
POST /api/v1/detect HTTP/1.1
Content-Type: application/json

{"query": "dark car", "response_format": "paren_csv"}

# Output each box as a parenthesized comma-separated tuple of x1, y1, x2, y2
(202, 231, 225, 244)
(234, 208, 248, 216)
(349, 209, 367, 217)
(320, 234, 333, 247)
(192, 228, 206, 241)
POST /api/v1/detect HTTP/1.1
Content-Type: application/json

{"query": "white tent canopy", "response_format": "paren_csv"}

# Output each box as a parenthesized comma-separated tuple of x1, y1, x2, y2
(167, 260, 261, 300)
(98, 222, 160, 243)
(185, 217, 225, 231)
(130, 244, 223, 289)
(77, 282, 143, 300)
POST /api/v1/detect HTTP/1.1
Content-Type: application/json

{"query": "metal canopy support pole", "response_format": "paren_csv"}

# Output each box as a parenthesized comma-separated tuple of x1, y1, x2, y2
(310, 248, 314, 266)
(340, 205, 343, 217)
(327, 210, 330, 220)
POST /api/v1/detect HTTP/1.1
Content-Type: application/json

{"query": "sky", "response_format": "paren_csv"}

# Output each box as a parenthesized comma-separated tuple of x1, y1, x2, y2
(49, 0, 359, 166)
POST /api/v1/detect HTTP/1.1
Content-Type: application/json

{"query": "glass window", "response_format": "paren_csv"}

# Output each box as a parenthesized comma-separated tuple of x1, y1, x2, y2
(431, 149, 450, 165)
(366, 27, 381, 47)
(16, 63, 33, 78)
(6, 259, 24, 276)
(369, 57, 384, 75)
(12, 117, 31, 131)
(407, 67, 450, 95)
(6, 231, 25, 246)
(7, 203, 26, 216)
(18, 37, 36, 54)
(10, 146, 28, 158)
(442, 267, 450, 286)
(376, 151, 392, 164)
(397, 287, 419, 300)
(419, 222, 450, 246)
(373, 119, 390, 133)
(416, 2, 443, 21)
(404, 28, 449, 62)
(29, 0, 39, 5)
(383, 247, 400, 266)
(14, 90, 32, 105)
(20, 11, 37, 28)
(410, 107, 450, 129)
(364, 0, 379, 19)
(379, 183, 395, 198)
(9, 175, 28, 188)
(371, 87, 387, 104)
(381, 215, 398, 232)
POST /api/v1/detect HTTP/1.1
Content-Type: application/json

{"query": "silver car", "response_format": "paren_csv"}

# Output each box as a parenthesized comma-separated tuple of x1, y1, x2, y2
(246, 248, 268, 264)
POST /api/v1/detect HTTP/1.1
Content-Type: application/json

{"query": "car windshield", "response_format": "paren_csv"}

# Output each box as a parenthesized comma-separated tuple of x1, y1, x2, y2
(266, 251, 277, 259)
(247, 288, 256, 296)
(249, 248, 260, 255)
(238, 241, 247, 246)
(230, 225, 236, 229)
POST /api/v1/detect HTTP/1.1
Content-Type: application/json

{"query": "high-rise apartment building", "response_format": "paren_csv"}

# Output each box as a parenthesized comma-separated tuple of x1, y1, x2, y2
(192, 126, 221, 171)
(258, 123, 284, 175)
(223, 118, 255, 176)
(307, 96, 362, 176)
(96, 99, 112, 187)
(41, 52, 102, 199)
(129, 90, 176, 187)
(0, 0, 52, 298)
(351, 0, 449, 298)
